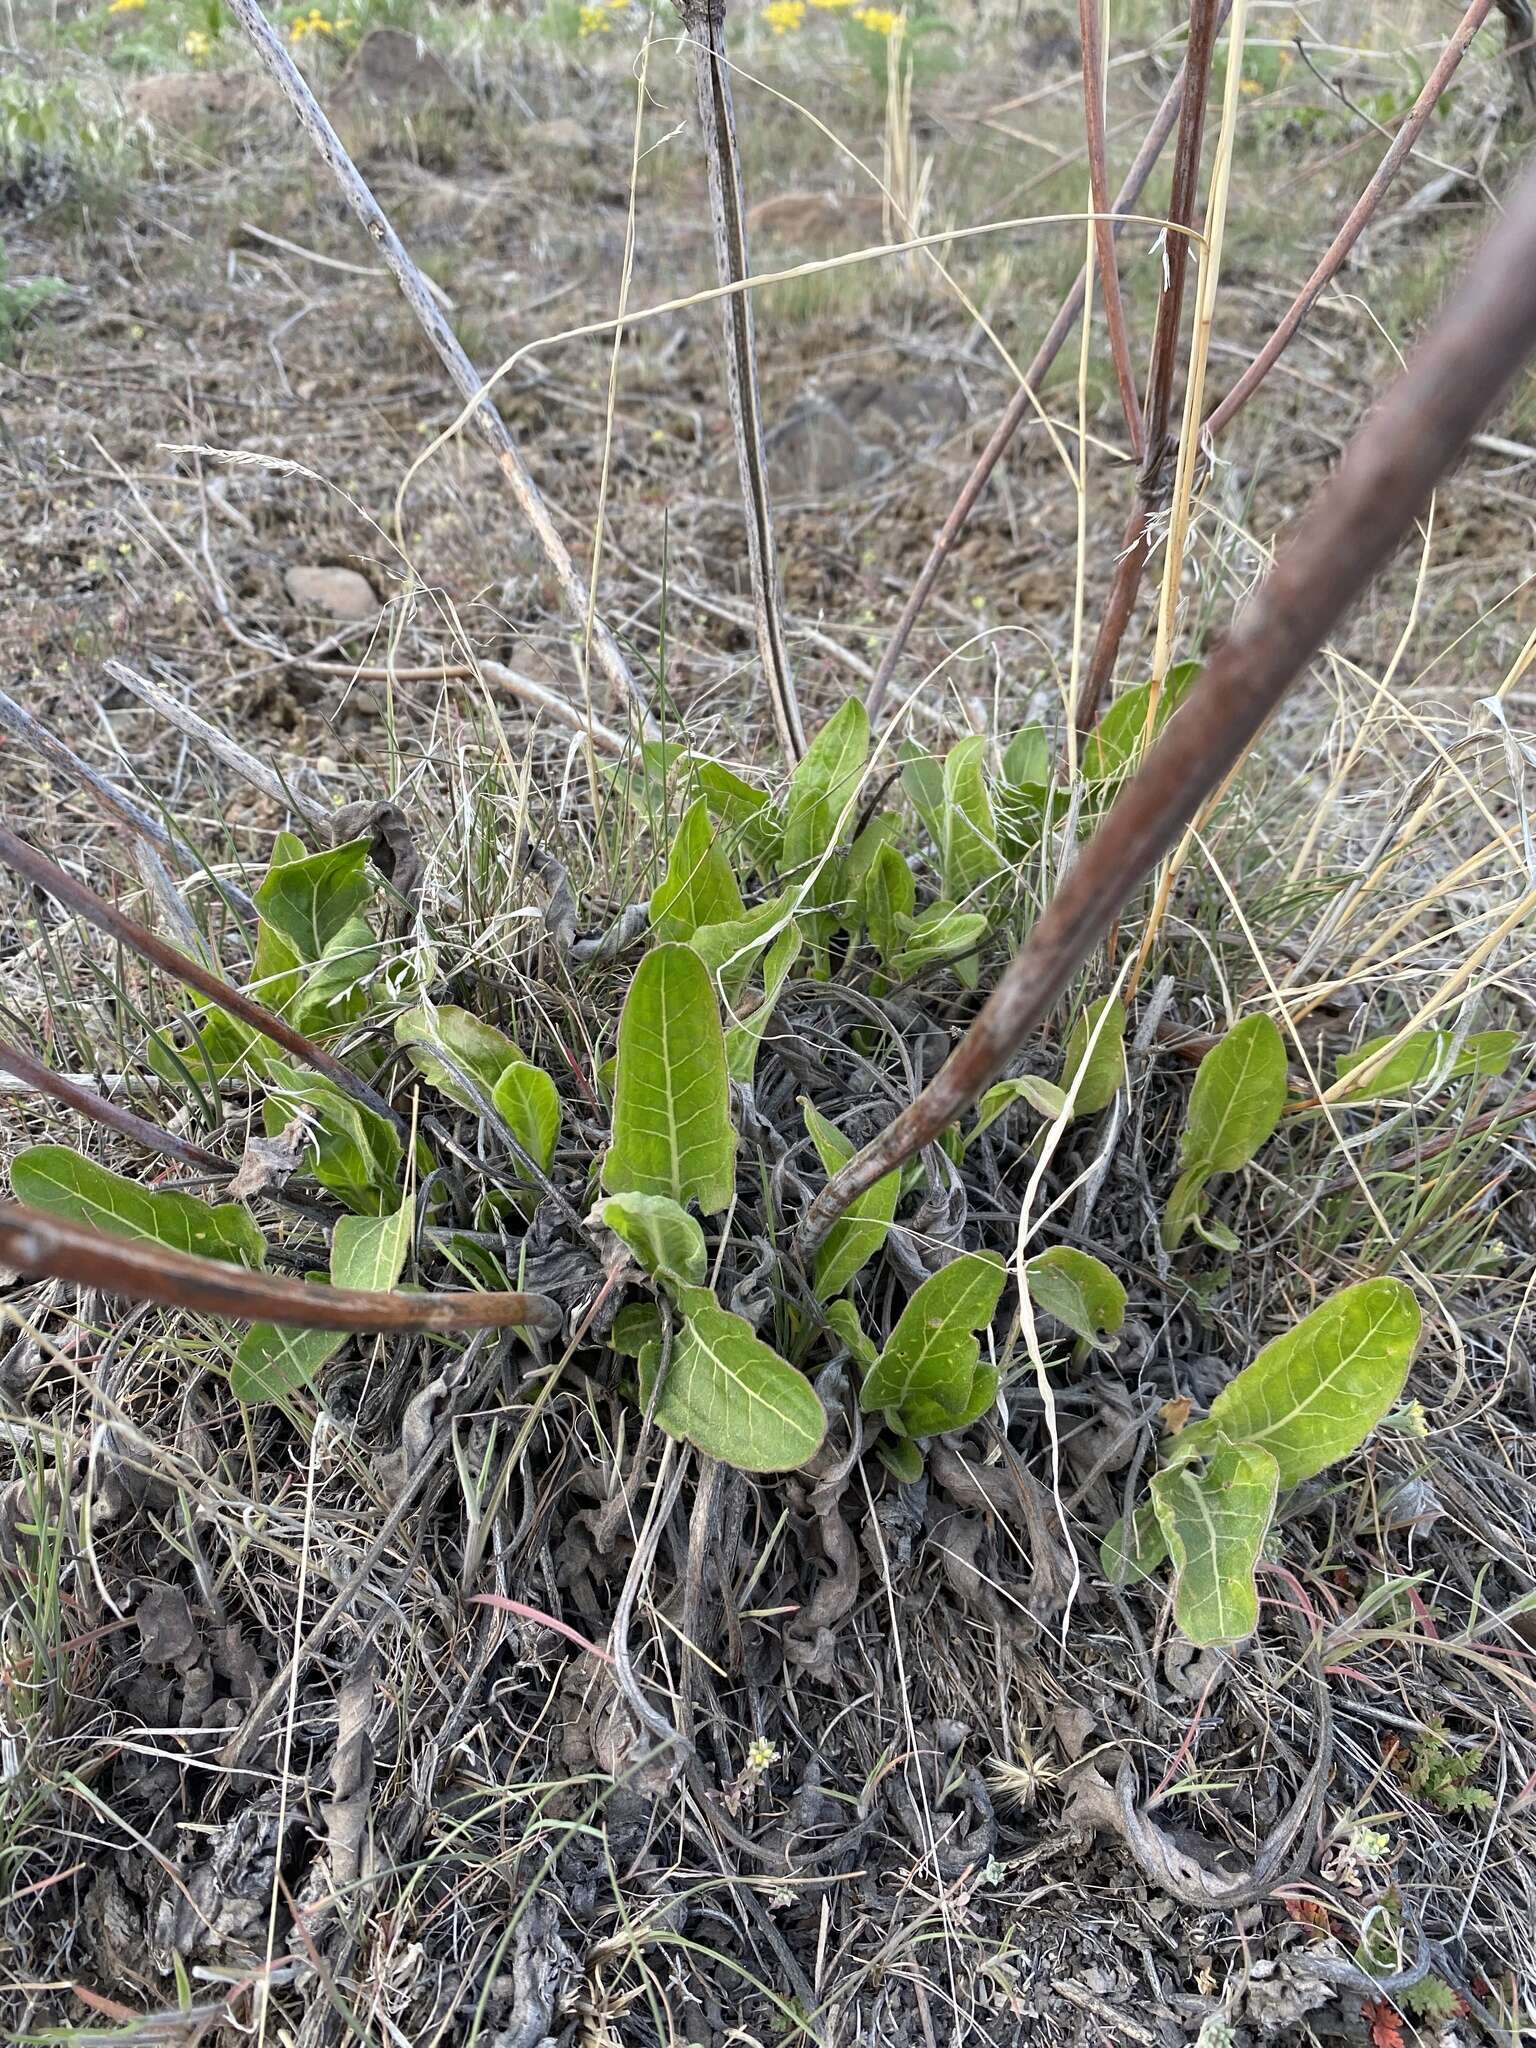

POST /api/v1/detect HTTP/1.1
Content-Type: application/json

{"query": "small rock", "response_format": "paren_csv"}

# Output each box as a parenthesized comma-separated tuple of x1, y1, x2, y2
(335, 28, 469, 110)
(765, 375, 968, 500)
(765, 395, 883, 500)
(747, 189, 885, 248)
(128, 71, 276, 132)
(283, 565, 379, 621)
(524, 116, 598, 156)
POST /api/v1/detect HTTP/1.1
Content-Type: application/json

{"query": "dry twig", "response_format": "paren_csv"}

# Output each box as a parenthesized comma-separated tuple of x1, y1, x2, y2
(803, 158, 1536, 1247)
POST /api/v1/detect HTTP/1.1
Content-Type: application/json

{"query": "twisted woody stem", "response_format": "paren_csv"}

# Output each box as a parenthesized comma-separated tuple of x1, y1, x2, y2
(801, 157, 1536, 1253)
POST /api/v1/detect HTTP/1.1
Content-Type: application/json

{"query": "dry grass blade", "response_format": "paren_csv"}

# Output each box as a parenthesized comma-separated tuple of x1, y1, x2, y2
(0, 821, 400, 1128)
(801, 159, 1536, 1249)
(0, 1034, 226, 1172)
(676, 0, 806, 766)
(0, 1201, 563, 1334)
(224, 0, 655, 736)
(863, 1, 1233, 723)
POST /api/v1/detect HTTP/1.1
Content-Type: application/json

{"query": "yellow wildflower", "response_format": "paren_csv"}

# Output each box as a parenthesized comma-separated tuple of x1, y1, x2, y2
(809, 0, 858, 9)
(1239, 75, 1262, 96)
(851, 5, 898, 32)
(577, 3, 609, 31)
(764, 0, 805, 30)
(182, 27, 211, 56)
(289, 6, 334, 41)
(107, 0, 146, 13)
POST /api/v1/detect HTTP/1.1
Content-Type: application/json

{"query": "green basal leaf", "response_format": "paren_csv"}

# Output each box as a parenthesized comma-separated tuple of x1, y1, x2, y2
(1059, 996, 1126, 1116)
(860, 1251, 1006, 1433)
(230, 1321, 336, 1404)
(967, 1075, 1063, 1152)
(610, 1301, 664, 1359)
(254, 836, 372, 964)
(1180, 1013, 1288, 1173)
(898, 740, 945, 849)
(650, 796, 745, 942)
(726, 922, 802, 1085)
(697, 759, 783, 875)
(654, 1287, 827, 1471)
(331, 1193, 414, 1293)
(1001, 724, 1049, 787)
(603, 943, 736, 1214)
(861, 841, 917, 967)
(840, 812, 902, 947)
(1334, 1028, 1520, 1102)
(1207, 1278, 1420, 1488)
(601, 1191, 708, 1289)
(801, 1099, 899, 1300)
(994, 779, 1060, 861)
(877, 1434, 925, 1484)
(1161, 1163, 1213, 1251)
(491, 1060, 561, 1176)
(11, 1144, 266, 1268)
(890, 904, 987, 977)
(264, 1061, 402, 1215)
(394, 1004, 522, 1112)
(291, 915, 380, 1032)
(1024, 1247, 1126, 1348)
(944, 1362, 1000, 1432)
(232, 1194, 414, 1404)
(690, 893, 792, 999)
(1081, 661, 1199, 785)
(1101, 1496, 1170, 1585)
(826, 1296, 878, 1370)
(782, 698, 868, 907)
(940, 735, 1004, 901)
(250, 911, 303, 1016)
(1151, 1442, 1280, 1646)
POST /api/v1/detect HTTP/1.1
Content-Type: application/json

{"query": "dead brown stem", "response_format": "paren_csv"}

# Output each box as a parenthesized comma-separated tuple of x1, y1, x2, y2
(0, 1035, 226, 1173)
(864, 2, 1232, 725)
(0, 1201, 562, 1335)
(0, 823, 400, 1129)
(1205, 0, 1497, 436)
(801, 159, 1536, 1250)
(1071, 0, 1222, 736)
(1080, 0, 1144, 457)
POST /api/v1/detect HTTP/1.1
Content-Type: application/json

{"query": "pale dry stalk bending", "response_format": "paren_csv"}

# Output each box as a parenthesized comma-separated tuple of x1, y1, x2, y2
(801, 159, 1536, 1249)
(675, 0, 807, 765)
(226, 0, 654, 737)
(863, 1, 1233, 724)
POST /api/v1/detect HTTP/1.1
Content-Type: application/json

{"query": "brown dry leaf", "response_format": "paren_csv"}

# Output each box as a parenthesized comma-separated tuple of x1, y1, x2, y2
(226, 1118, 313, 1199)
(1159, 1395, 1194, 1435)
(323, 1649, 376, 1901)
(134, 1583, 201, 1670)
